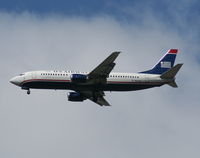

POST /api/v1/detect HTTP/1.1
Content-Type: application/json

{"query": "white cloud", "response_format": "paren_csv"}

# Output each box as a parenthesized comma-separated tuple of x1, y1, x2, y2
(0, 12, 200, 158)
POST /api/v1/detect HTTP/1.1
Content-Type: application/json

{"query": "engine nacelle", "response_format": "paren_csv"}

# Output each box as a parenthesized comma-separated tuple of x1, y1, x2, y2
(68, 92, 85, 102)
(70, 74, 87, 83)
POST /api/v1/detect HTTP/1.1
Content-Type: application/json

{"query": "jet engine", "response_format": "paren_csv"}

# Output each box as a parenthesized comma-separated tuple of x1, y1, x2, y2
(70, 74, 87, 83)
(67, 92, 85, 102)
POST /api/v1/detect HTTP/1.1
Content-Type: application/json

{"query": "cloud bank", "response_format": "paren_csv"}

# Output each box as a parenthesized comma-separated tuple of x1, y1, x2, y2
(0, 11, 200, 158)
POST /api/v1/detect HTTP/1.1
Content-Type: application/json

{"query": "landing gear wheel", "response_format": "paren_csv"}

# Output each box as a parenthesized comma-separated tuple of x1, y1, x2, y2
(27, 89, 30, 95)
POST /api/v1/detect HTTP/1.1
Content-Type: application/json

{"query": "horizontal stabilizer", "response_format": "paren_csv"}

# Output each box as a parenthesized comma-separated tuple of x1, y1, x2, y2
(168, 81, 178, 88)
(160, 63, 183, 79)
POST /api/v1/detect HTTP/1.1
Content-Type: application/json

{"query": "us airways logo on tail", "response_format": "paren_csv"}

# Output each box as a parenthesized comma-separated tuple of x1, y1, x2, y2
(161, 61, 171, 68)
(141, 49, 178, 74)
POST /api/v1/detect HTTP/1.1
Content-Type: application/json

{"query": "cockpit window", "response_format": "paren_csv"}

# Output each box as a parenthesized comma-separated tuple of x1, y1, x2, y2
(19, 73, 25, 76)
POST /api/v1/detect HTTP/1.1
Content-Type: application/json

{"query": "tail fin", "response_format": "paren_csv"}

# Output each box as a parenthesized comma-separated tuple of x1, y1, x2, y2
(141, 49, 178, 74)
(160, 63, 183, 88)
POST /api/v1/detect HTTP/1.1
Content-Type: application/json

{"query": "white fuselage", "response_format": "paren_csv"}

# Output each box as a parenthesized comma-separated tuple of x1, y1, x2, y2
(10, 70, 170, 92)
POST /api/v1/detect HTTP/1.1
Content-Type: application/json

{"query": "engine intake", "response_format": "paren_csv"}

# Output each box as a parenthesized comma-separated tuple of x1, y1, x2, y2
(70, 74, 87, 83)
(68, 92, 85, 102)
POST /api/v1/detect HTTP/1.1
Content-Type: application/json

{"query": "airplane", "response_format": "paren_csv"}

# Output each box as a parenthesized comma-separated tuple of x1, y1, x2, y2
(10, 49, 183, 106)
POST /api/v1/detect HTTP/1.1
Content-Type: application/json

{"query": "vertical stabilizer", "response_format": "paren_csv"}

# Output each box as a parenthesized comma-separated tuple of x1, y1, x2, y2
(141, 49, 178, 74)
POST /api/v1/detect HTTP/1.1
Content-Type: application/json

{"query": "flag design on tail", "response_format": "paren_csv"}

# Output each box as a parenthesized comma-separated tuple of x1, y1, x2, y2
(141, 49, 178, 74)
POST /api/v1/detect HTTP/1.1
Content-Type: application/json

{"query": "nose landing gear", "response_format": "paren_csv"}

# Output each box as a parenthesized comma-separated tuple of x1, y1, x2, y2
(21, 87, 31, 95)
(27, 89, 30, 95)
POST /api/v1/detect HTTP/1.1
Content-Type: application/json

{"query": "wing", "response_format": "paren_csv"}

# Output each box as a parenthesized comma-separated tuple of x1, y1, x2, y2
(71, 52, 120, 106)
(80, 91, 111, 106)
(87, 51, 120, 84)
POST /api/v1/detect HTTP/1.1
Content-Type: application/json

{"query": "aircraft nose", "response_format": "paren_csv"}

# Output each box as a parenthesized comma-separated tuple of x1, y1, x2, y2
(10, 76, 21, 86)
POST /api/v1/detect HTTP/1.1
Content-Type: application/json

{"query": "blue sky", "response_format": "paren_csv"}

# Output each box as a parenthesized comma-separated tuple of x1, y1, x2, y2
(1, 0, 199, 22)
(1, 0, 200, 44)
(1, 0, 200, 158)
